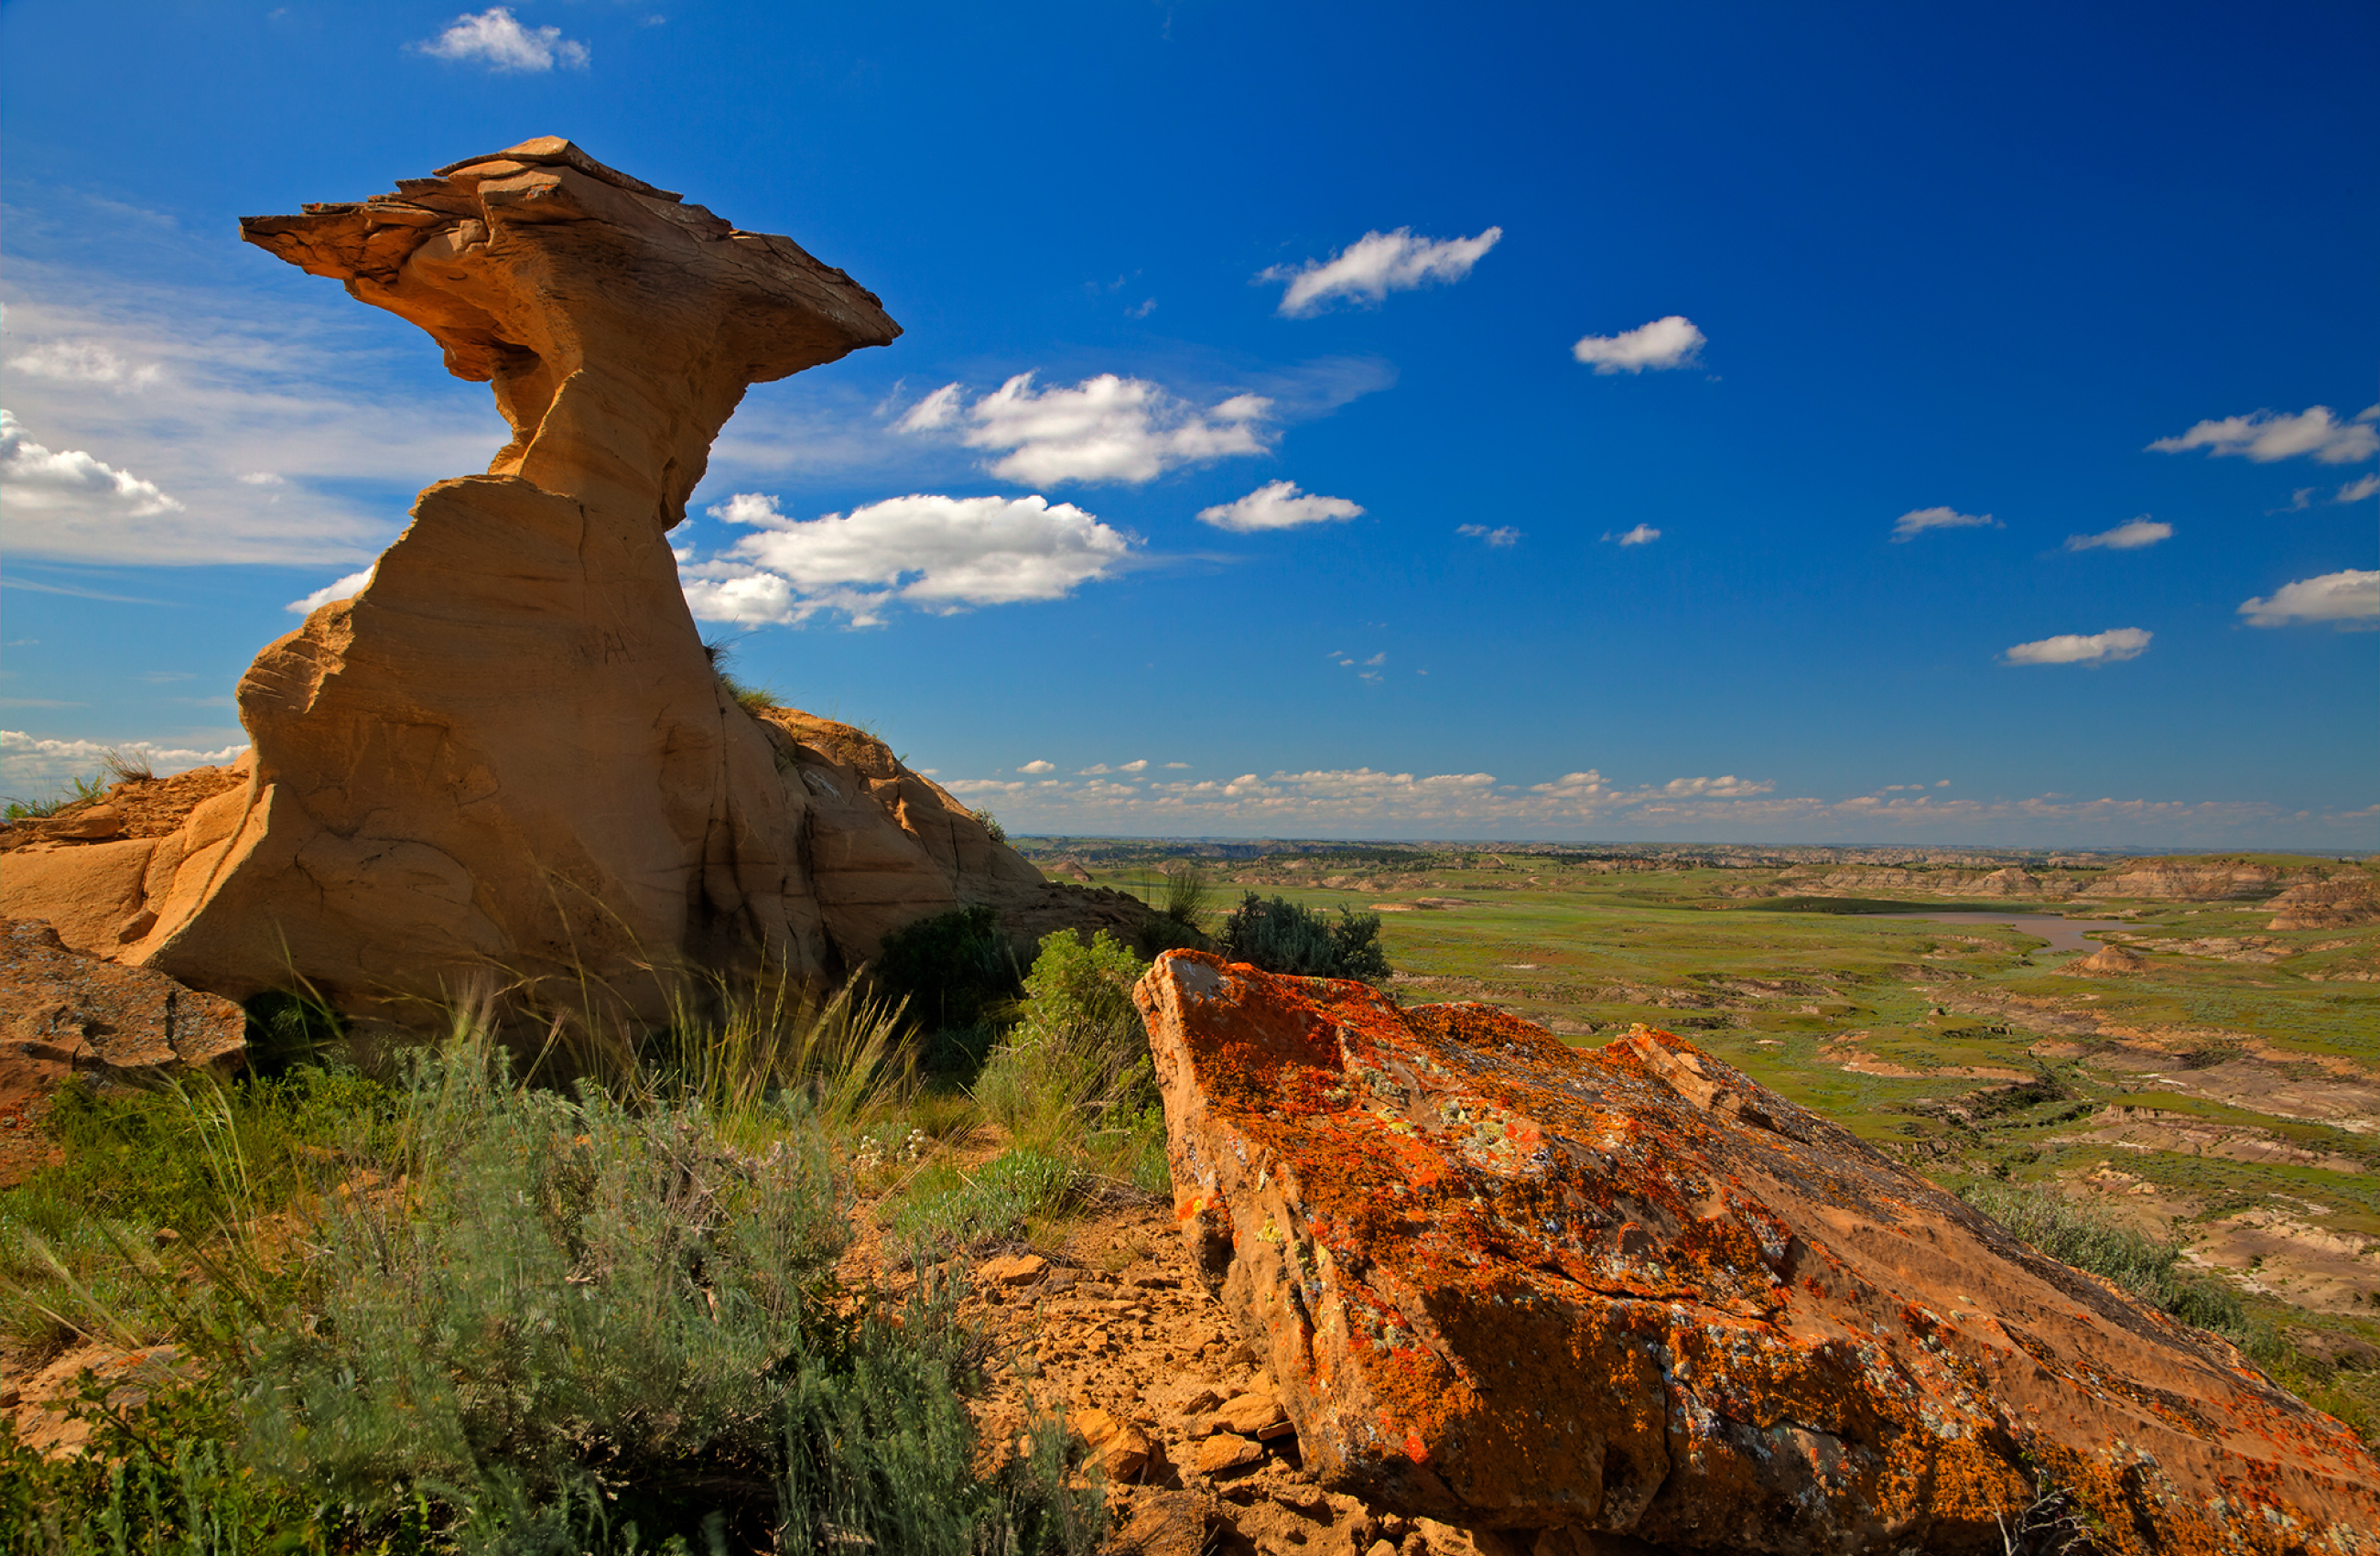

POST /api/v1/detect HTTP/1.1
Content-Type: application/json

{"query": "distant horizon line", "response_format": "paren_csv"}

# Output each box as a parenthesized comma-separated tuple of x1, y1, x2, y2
(1006, 834, 2375, 860)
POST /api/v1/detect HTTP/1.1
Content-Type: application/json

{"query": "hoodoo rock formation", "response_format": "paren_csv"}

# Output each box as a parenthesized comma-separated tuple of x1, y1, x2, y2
(1134, 950, 2380, 1555)
(0, 139, 1078, 1028)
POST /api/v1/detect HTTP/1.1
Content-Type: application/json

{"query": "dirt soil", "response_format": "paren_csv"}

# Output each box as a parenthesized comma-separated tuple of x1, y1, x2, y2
(846, 1194, 1480, 1556)
(2, 1340, 199, 1456)
(0, 763, 245, 855)
(5, 1180, 1479, 1556)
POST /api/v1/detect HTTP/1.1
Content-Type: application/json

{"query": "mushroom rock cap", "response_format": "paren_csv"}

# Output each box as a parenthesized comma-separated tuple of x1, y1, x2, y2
(5, 144, 939, 1031)
(239, 137, 900, 528)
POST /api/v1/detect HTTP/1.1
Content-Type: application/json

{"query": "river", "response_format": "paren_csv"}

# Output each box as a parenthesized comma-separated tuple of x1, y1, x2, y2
(1873, 912, 2135, 954)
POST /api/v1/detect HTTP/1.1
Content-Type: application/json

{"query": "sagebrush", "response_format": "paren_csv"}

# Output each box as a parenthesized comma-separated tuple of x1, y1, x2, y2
(1219, 891, 1391, 981)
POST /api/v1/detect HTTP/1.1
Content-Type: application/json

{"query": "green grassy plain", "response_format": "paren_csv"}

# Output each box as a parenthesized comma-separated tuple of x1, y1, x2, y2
(1026, 838, 2380, 1423)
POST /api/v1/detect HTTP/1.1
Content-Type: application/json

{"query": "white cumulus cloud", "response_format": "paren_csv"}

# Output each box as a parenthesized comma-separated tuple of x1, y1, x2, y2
(1571, 316, 1705, 374)
(2064, 517, 2172, 552)
(287, 567, 374, 614)
(1891, 506, 2000, 542)
(1610, 524, 1661, 546)
(1456, 524, 1520, 546)
(1260, 227, 1502, 318)
(927, 759, 2371, 845)
(2148, 405, 2380, 465)
(1655, 774, 1776, 797)
(415, 6, 590, 70)
(1, 408, 185, 541)
(679, 491, 1137, 628)
(2, 256, 503, 564)
(1019, 760, 1055, 774)
(2333, 474, 2380, 503)
(898, 373, 1271, 486)
(933, 761, 2366, 845)
(2237, 569, 2379, 628)
(2002, 627, 2153, 665)
(1196, 480, 1363, 533)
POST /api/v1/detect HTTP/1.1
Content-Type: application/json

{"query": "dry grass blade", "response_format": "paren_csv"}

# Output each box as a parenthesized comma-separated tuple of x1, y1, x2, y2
(98, 747, 156, 785)
(658, 970, 915, 1134)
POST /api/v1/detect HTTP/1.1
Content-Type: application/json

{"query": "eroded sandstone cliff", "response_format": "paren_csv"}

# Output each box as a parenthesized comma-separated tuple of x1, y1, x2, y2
(0, 139, 1073, 1029)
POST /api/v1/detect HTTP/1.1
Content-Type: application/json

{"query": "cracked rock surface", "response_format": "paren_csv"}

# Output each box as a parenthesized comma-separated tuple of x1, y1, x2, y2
(1134, 949, 2380, 1555)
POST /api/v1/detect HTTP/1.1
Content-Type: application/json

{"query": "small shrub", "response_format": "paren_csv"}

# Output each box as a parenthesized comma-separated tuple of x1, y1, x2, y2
(874, 905, 1022, 1034)
(1160, 865, 1211, 927)
(242, 988, 348, 1076)
(3, 1009, 1108, 1551)
(99, 746, 156, 785)
(0, 1379, 328, 1555)
(1116, 1102, 1174, 1197)
(240, 1040, 1096, 1551)
(971, 807, 1008, 845)
(725, 676, 782, 715)
(1135, 915, 1207, 958)
(2, 775, 105, 821)
(973, 931, 1154, 1151)
(639, 971, 914, 1136)
(776, 1277, 1102, 1556)
(0, 1067, 396, 1356)
(1219, 892, 1391, 981)
(918, 1021, 1001, 1083)
(703, 636, 784, 717)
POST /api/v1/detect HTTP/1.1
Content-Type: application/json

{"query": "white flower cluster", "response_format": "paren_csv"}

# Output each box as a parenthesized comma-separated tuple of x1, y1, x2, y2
(853, 1129, 929, 1175)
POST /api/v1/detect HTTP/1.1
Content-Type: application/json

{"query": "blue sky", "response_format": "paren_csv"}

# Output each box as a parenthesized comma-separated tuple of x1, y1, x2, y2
(3, 1, 2374, 847)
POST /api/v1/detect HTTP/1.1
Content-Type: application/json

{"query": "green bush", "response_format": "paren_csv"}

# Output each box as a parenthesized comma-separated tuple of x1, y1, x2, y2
(1160, 866, 1209, 924)
(0, 1380, 328, 1556)
(640, 971, 914, 1136)
(2, 774, 106, 821)
(973, 931, 1156, 1156)
(917, 1021, 1000, 1082)
(1134, 915, 1207, 959)
(3, 1036, 1102, 1554)
(238, 1049, 851, 1543)
(1218, 892, 1391, 981)
(873, 905, 1022, 1038)
(1135, 870, 1210, 958)
(777, 1278, 1103, 1556)
(243, 988, 349, 1076)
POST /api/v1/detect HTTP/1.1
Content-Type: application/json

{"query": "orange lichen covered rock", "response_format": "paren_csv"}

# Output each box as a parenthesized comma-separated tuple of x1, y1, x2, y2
(1134, 950, 2380, 1555)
